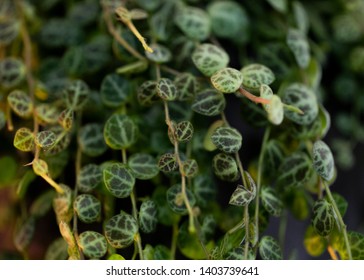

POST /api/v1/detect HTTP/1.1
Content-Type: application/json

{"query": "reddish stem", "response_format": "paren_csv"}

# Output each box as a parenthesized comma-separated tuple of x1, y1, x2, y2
(238, 87, 271, 105)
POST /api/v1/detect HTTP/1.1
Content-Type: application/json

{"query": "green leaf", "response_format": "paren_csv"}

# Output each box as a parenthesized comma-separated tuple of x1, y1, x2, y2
(211, 126, 242, 154)
(100, 73, 130, 107)
(293, 1, 309, 34)
(104, 114, 139, 150)
(166, 184, 196, 214)
(44, 127, 71, 155)
(332, 15, 361, 43)
(263, 139, 285, 177)
(152, 186, 179, 226)
(45, 238, 68, 260)
(327, 193, 348, 217)
(137, 80, 159, 106)
(35, 104, 59, 125)
(78, 123, 107, 157)
(0, 19, 20, 45)
(259, 236, 283, 260)
(304, 225, 327, 257)
(286, 28, 310, 69)
(32, 158, 49, 176)
(63, 79, 90, 110)
(266, 0, 287, 13)
(139, 200, 158, 234)
(103, 163, 135, 198)
(74, 194, 101, 223)
(191, 43, 229, 77)
(108, 254, 125, 260)
(14, 216, 36, 252)
(182, 159, 199, 178)
(312, 199, 335, 236)
(212, 153, 239, 182)
(145, 43, 171, 63)
(282, 83, 318, 125)
(116, 59, 148, 75)
(277, 152, 313, 188)
(192, 175, 217, 208)
(229, 172, 256, 207)
(241, 64, 275, 89)
(266, 95, 284, 125)
(104, 213, 138, 248)
(261, 187, 283, 217)
(224, 247, 245, 260)
(13, 127, 34, 152)
(312, 140, 335, 181)
(128, 153, 159, 180)
(175, 121, 194, 143)
(0, 58, 25, 89)
(7, 90, 33, 118)
(157, 78, 178, 101)
(30, 190, 55, 218)
(77, 164, 102, 193)
(58, 108, 74, 131)
(158, 153, 178, 173)
(53, 185, 73, 224)
(192, 89, 226, 116)
(211, 68, 243, 93)
(35, 130, 56, 149)
(174, 73, 197, 101)
(334, 231, 364, 260)
(78, 231, 107, 259)
(174, 7, 211, 41)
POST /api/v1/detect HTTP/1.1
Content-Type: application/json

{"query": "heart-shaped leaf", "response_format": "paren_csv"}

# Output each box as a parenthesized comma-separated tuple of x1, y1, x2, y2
(104, 213, 138, 248)
(174, 73, 198, 101)
(103, 162, 135, 198)
(261, 186, 283, 216)
(312, 140, 335, 181)
(212, 153, 239, 182)
(259, 236, 283, 260)
(35, 131, 56, 149)
(78, 231, 107, 259)
(157, 78, 178, 101)
(175, 121, 194, 143)
(14, 127, 34, 152)
(312, 199, 335, 236)
(128, 153, 159, 180)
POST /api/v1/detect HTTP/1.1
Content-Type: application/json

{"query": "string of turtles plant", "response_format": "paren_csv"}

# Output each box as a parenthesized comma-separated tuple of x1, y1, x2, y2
(0, 0, 363, 260)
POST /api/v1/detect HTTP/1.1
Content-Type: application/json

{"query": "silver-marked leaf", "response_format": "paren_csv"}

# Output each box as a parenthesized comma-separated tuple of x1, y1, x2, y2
(312, 199, 335, 236)
(100, 73, 130, 107)
(266, 0, 287, 13)
(35, 130, 56, 149)
(13, 127, 34, 152)
(78, 231, 107, 259)
(229, 184, 255, 207)
(241, 64, 275, 89)
(211, 126, 242, 154)
(174, 73, 198, 101)
(0, 58, 25, 89)
(58, 108, 74, 131)
(259, 84, 273, 112)
(32, 158, 49, 176)
(259, 236, 283, 260)
(157, 78, 177, 101)
(104, 114, 139, 150)
(293, 1, 309, 34)
(312, 140, 335, 181)
(192, 175, 217, 208)
(203, 120, 224, 151)
(77, 164, 102, 193)
(128, 153, 159, 180)
(166, 184, 196, 214)
(74, 194, 101, 223)
(282, 83, 318, 125)
(326, 193, 348, 218)
(191, 43, 229, 77)
(78, 123, 107, 157)
(63, 79, 90, 110)
(207, 1, 249, 41)
(174, 7, 211, 41)
(104, 213, 138, 248)
(0, 19, 20, 45)
(211, 68, 243, 93)
(192, 89, 226, 116)
(103, 162, 135, 198)
(182, 159, 199, 178)
(277, 152, 313, 188)
(212, 153, 239, 182)
(44, 127, 71, 155)
(14, 216, 35, 252)
(7, 90, 33, 118)
(137, 80, 159, 106)
(145, 43, 171, 63)
(266, 95, 284, 125)
(332, 15, 361, 43)
(45, 238, 68, 260)
(139, 200, 158, 233)
(201, 215, 217, 243)
(158, 153, 178, 173)
(287, 28, 310, 69)
(224, 247, 244, 260)
(53, 184, 73, 224)
(35, 104, 59, 125)
(175, 121, 193, 143)
(30, 190, 55, 218)
(261, 187, 283, 217)
(335, 231, 364, 260)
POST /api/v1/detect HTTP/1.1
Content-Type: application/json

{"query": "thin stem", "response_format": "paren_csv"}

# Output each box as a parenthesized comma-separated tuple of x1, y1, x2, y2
(160, 65, 182, 76)
(278, 210, 288, 253)
(243, 205, 250, 259)
(238, 87, 270, 104)
(121, 148, 127, 165)
(134, 233, 144, 260)
(327, 245, 339, 260)
(170, 222, 179, 259)
(322, 180, 352, 260)
(131, 191, 144, 260)
(42, 175, 64, 194)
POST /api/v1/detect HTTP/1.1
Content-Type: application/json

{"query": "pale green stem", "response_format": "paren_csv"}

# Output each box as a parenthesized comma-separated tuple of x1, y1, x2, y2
(323, 180, 352, 260)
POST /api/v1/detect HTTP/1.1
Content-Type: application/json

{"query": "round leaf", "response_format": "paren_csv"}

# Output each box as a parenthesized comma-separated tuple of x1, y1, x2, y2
(145, 43, 171, 63)
(158, 153, 178, 173)
(192, 89, 226, 116)
(166, 184, 196, 214)
(312, 199, 335, 236)
(211, 126, 242, 154)
(191, 43, 229, 77)
(212, 153, 239, 182)
(0, 58, 25, 89)
(78, 123, 107, 157)
(103, 163, 135, 198)
(104, 213, 138, 248)
(312, 140, 335, 181)
(63, 79, 90, 110)
(128, 153, 159, 180)
(241, 64, 275, 89)
(259, 236, 283, 260)
(35, 104, 59, 125)
(7, 90, 33, 118)
(304, 225, 327, 257)
(182, 159, 199, 178)
(139, 200, 158, 233)
(175, 121, 194, 143)
(104, 114, 139, 150)
(137, 80, 159, 106)
(58, 108, 74, 131)
(14, 127, 34, 152)
(211, 68, 243, 93)
(14, 216, 35, 252)
(74, 194, 101, 223)
(261, 186, 283, 217)
(100, 73, 130, 107)
(78, 231, 107, 259)
(286, 28, 310, 69)
(35, 130, 56, 149)
(266, 95, 284, 125)
(77, 164, 102, 193)
(157, 78, 177, 101)
(174, 73, 197, 101)
(32, 158, 49, 176)
(229, 184, 255, 207)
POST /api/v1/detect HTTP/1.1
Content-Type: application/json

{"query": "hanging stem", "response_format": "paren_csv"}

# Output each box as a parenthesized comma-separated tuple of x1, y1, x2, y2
(322, 180, 352, 260)
(327, 245, 339, 260)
